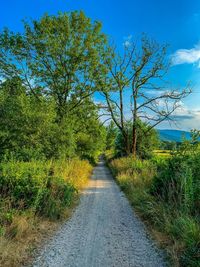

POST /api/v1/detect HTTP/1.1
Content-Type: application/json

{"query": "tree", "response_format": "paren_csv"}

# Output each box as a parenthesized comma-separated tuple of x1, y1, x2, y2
(0, 11, 108, 119)
(0, 77, 59, 160)
(0, 78, 106, 162)
(105, 121, 118, 150)
(73, 97, 106, 162)
(115, 120, 159, 158)
(100, 35, 191, 157)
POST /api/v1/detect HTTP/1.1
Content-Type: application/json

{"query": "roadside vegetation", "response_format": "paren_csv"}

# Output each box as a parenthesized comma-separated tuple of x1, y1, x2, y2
(0, 159, 92, 267)
(0, 11, 106, 267)
(107, 130, 200, 267)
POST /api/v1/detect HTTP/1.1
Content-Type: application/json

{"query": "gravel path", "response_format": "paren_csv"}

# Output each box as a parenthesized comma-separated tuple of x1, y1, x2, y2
(32, 159, 166, 267)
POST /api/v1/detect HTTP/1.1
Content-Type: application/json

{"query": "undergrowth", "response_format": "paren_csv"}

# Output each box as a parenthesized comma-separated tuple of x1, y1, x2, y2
(0, 158, 92, 267)
(109, 152, 200, 267)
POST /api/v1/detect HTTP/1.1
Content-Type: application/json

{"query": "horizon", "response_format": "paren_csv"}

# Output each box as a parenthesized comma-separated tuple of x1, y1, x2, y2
(1, 0, 200, 131)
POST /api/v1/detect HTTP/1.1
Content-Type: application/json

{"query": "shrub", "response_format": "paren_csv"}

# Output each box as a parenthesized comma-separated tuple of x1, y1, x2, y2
(114, 120, 159, 158)
(0, 159, 92, 220)
(151, 154, 200, 216)
(0, 161, 50, 209)
(34, 177, 76, 219)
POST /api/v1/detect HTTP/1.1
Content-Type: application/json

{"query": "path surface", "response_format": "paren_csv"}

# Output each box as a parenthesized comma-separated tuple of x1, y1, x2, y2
(32, 159, 166, 267)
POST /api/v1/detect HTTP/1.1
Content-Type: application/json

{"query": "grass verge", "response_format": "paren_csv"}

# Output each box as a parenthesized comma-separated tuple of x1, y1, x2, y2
(108, 156, 200, 267)
(0, 158, 92, 267)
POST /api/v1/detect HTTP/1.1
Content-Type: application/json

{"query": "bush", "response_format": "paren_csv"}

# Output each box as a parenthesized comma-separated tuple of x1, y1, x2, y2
(34, 178, 76, 219)
(0, 158, 92, 267)
(0, 161, 50, 209)
(151, 154, 200, 216)
(0, 159, 92, 220)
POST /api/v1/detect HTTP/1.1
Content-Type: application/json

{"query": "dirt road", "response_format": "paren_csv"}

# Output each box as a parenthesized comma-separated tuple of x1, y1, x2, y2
(32, 159, 166, 267)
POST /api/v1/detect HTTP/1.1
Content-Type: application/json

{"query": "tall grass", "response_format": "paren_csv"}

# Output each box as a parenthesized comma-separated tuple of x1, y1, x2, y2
(109, 155, 200, 267)
(0, 158, 92, 267)
(0, 159, 92, 216)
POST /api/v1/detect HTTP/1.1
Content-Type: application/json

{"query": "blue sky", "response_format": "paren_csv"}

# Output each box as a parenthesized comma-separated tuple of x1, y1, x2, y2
(1, 0, 200, 130)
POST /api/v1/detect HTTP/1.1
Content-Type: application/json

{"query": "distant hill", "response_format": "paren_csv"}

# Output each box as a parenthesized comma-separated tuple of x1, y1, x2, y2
(157, 129, 191, 142)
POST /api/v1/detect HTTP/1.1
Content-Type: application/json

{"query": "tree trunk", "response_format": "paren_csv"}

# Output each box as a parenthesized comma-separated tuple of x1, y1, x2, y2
(132, 123, 137, 157)
(125, 135, 130, 156)
(122, 131, 130, 156)
(132, 93, 137, 158)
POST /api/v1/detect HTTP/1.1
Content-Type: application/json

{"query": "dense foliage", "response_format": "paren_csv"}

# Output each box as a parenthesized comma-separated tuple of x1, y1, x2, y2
(0, 159, 92, 220)
(0, 159, 92, 267)
(0, 77, 106, 162)
(113, 121, 159, 158)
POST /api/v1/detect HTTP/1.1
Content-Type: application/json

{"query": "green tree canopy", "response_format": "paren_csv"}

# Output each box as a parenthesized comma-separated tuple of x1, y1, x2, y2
(0, 11, 108, 118)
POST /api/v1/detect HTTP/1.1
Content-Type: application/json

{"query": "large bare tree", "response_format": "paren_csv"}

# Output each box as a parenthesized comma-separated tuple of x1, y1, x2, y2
(100, 35, 191, 157)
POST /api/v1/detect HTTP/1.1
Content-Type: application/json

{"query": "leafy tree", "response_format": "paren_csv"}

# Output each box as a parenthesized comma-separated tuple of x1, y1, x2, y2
(0, 77, 58, 160)
(105, 121, 118, 150)
(73, 98, 106, 162)
(0, 11, 108, 119)
(0, 12, 110, 162)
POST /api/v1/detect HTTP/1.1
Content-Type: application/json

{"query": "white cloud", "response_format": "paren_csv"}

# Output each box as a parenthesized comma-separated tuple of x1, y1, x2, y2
(171, 43, 200, 67)
(123, 35, 132, 47)
(164, 104, 200, 130)
(144, 99, 200, 130)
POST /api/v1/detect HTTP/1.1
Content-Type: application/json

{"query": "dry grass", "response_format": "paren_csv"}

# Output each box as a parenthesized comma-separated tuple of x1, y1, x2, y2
(153, 149, 172, 157)
(0, 209, 72, 267)
(0, 197, 81, 267)
(52, 159, 92, 188)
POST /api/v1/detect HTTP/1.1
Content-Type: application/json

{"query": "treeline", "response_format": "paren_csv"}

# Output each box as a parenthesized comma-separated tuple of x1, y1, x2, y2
(0, 11, 108, 162)
(0, 77, 106, 162)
